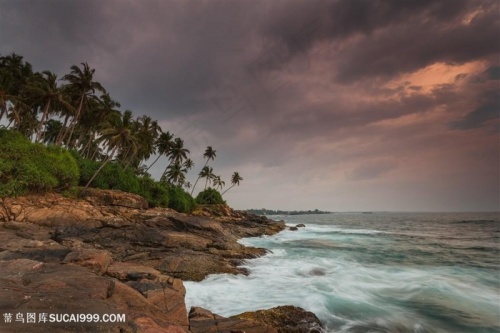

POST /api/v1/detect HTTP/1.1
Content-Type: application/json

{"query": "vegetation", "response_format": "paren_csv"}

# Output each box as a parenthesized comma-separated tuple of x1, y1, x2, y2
(196, 188, 225, 205)
(0, 52, 244, 212)
(0, 129, 79, 196)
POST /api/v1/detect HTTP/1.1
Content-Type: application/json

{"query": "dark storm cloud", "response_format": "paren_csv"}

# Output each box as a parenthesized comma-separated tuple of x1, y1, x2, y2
(1, 0, 498, 210)
(254, 0, 495, 77)
(335, 6, 500, 82)
(486, 66, 500, 80)
(1, 0, 264, 117)
(449, 102, 500, 130)
(0, 0, 122, 73)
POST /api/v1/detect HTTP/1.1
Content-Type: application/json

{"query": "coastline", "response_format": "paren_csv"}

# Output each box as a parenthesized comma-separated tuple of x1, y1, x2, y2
(0, 189, 323, 332)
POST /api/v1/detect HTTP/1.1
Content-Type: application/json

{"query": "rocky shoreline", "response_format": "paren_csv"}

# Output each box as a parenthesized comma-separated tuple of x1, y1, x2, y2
(0, 189, 324, 332)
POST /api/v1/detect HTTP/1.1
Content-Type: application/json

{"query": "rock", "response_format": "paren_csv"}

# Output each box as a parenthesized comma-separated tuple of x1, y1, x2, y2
(62, 248, 113, 275)
(309, 268, 326, 276)
(289, 226, 299, 231)
(234, 305, 324, 333)
(80, 188, 148, 210)
(0, 190, 312, 333)
(296, 224, 306, 228)
(106, 262, 163, 281)
(189, 307, 277, 333)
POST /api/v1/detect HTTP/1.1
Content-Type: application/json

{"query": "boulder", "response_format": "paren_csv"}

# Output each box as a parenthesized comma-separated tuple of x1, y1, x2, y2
(0, 191, 314, 333)
(189, 307, 277, 333)
(234, 305, 324, 333)
(80, 188, 148, 210)
(62, 248, 113, 275)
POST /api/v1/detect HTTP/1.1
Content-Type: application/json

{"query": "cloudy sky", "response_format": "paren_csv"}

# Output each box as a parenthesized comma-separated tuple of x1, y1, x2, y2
(1, 0, 499, 212)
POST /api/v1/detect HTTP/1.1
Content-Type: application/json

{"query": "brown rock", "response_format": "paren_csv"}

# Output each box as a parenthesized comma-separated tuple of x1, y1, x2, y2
(62, 248, 113, 275)
(80, 188, 148, 210)
(234, 305, 324, 333)
(0, 191, 311, 333)
(134, 316, 187, 333)
(189, 307, 277, 333)
(106, 262, 162, 281)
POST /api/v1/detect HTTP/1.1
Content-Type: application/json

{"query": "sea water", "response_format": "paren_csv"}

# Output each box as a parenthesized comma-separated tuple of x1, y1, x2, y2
(184, 212, 500, 332)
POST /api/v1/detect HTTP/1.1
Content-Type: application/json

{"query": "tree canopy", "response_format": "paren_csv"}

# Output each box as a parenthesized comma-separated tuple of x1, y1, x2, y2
(0, 52, 244, 205)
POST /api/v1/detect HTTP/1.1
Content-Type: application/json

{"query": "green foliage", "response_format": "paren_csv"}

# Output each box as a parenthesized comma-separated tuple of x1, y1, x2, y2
(71, 150, 194, 212)
(72, 152, 140, 193)
(0, 129, 196, 213)
(168, 186, 196, 213)
(137, 175, 170, 208)
(0, 129, 79, 196)
(195, 188, 225, 205)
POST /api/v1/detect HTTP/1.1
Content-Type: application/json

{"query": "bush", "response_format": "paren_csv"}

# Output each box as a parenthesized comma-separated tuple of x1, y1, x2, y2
(195, 188, 225, 205)
(0, 129, 79, 196)
(168, 186, 196, 213)
(137, 175, 170, 208)
(72, 152, 140, 194)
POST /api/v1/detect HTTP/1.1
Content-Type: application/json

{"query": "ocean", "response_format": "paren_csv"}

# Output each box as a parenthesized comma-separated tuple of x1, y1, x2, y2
(184, 212, 500, 333)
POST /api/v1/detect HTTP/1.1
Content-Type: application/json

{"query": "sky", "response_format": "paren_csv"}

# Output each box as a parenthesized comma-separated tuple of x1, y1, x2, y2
(1, 0, 499, 212)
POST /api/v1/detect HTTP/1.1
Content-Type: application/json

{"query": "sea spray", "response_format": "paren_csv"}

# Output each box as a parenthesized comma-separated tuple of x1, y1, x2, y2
(185, 212, 500, 333)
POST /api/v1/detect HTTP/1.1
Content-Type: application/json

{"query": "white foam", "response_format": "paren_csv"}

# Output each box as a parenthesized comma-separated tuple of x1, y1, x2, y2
(185, 219, 500, 332)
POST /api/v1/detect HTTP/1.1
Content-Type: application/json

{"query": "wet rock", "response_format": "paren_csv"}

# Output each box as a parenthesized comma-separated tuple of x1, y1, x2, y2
(0, 190, 307, 333)
(234, 305, 324, 333)
(296, 224, 306, 228)
(189, 307, 277, 333)
(106, 262, 163, 281)
(289, 226, 299, 231)
(309, 268, 326, 276)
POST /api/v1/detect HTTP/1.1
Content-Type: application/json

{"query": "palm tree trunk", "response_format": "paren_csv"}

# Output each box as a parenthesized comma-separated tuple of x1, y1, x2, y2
(35, 100, 51, 143)
(56, 114, 70, 146)
(123, 152, 136, 171)
(221, 185, 235, 196)
(145, 154, 162, 172)
(191, 159, 209, 195)
(85, 145, 118, 188)
(65, 94, 85, 148)
(81, 132, 94, 158)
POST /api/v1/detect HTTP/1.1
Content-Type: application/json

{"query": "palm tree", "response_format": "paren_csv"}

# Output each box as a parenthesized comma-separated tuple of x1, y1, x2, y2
(7, 99, 36, 137)
(191, 146, 217, 195)
(183, 158, 194, 171)
(115, 110, 139, 168)
(85, 110, 136, 188)
(163, 162, 187, 186)
(199, 166, 215, 190)
(221, 172, 243, 195)
(79, 93, 120, 159)
(42, 119, 63, 144)
(1, 53, 34, 137)
(26, 71, 73, 142)
(145, 131, 174, 172)
(202, 175, 225, 203)
(167, 137, 190, 165)
(161, 137, 190, 180)
(132, 115, 161, 169)
(61, 62, 105, 147)
(212, 175, 225, 191)
(0, 68, 14, 123)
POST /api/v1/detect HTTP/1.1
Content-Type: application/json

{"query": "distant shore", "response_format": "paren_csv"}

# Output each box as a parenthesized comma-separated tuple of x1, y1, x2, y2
(247, 208, 332, 216)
